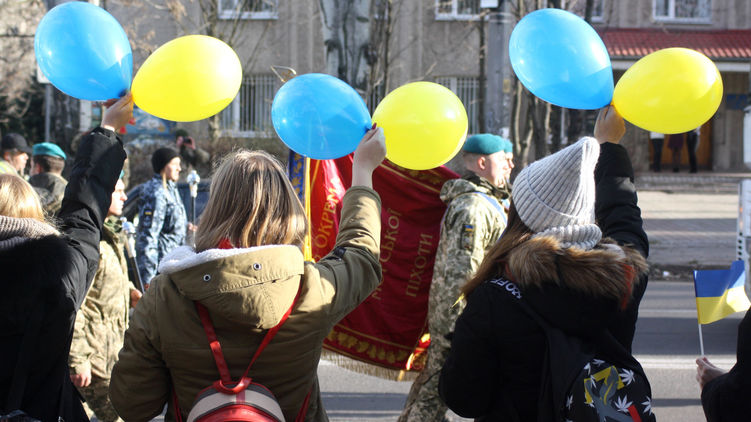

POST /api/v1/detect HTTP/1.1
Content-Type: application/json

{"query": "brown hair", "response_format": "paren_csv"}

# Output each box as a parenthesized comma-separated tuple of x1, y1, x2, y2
(33, 155, 65, 174)
(195, 150, 307, 252)
(462, 202, 535, 296)
(0, 174, 45, 221)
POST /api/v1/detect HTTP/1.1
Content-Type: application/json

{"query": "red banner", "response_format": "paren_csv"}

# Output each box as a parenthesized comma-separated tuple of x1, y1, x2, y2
(309, 156, 459, 371)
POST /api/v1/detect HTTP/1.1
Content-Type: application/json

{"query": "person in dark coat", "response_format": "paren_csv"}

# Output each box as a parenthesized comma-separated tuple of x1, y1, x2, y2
(696, 308, 751, 421)
(439, 106, 651, 421)
(0, 94, 131, 422)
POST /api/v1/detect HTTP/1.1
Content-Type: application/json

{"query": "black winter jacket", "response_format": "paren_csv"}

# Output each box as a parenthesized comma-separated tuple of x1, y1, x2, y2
(439, 142, 650, 421)
(701, 308, 751, 421)
(0, 127, 126, 422)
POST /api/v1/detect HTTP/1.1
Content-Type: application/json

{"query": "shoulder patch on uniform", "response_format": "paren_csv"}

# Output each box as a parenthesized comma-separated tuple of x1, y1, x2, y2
(460, 224, 474, 250)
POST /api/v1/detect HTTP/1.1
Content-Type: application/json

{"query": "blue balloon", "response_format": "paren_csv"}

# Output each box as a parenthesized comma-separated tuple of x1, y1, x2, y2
(509, 8, 613, 110)
(271, 74, 372, 160)
(35, 2, 132, 101)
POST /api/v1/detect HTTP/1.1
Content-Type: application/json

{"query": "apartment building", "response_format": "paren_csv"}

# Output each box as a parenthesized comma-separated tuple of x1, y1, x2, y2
(108, 0, 751, 171)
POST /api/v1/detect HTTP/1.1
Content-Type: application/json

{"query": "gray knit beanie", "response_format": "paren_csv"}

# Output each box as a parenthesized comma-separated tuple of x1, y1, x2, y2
(512, 136, 602, 250)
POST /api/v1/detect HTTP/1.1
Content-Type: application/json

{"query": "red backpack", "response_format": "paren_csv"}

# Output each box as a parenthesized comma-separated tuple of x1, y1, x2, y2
(174, 283, 309, 422)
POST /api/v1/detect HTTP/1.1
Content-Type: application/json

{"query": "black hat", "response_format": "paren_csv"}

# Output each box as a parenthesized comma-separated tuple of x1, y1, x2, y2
(151, 147, 180, 174)
(1, 133, 31, 154)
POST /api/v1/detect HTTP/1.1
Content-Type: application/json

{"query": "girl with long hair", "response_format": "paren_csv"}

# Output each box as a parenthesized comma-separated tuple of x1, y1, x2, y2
(439, 107, 652, 421)
(111, 128, 387, 422)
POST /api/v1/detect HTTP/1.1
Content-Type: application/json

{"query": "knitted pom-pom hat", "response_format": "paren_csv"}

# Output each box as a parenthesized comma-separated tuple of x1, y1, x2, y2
(512, 136, 602, 250)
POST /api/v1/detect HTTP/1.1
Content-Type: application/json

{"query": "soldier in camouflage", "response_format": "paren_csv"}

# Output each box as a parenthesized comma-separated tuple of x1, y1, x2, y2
(69, 177, 142, 422)
(135, 148, 187, 286)
(400, 134, 513, 422)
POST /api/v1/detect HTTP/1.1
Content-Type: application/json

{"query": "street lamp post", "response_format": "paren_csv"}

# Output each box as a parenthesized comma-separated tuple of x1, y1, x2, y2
(484, 0, 514, 139)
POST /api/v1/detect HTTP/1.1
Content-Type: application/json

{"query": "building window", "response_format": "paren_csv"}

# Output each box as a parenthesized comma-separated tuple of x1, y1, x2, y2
(591, 0, 604, 21)
(435, 0, 481, 20)
(570, 0, 604, 22)
(435, 76, 480, 135)
(654, 0, 711, 22)
(218, 0, 278, 20)
(220, 74, 277, 137)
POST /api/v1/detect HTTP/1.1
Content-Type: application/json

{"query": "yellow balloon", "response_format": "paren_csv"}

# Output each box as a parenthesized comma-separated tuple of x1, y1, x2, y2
(131, 35, 242, 122)
(613, 48, 723, 134)
(373, 82, 468, 170)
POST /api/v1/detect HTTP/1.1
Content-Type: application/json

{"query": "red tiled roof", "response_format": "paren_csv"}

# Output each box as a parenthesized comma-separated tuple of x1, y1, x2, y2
(598, 28, 751, 60)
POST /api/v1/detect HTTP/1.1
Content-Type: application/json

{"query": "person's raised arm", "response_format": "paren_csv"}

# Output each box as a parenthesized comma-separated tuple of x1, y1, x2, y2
(593, 105, 648, 257)
(100, 93, 134, 133)
(59, 94, 130, 307)
(315, 126, 386, 320)
(351, 126, 386, 188)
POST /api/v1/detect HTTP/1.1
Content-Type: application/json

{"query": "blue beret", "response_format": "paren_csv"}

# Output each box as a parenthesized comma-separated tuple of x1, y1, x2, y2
(463, 134, 510, 155)
(32, 142, 66, 160)
(500, 138, 513, 154)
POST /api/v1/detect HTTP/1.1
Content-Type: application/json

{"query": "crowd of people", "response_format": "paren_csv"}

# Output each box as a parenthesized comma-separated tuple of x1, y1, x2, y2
(0, 92, 746, 422)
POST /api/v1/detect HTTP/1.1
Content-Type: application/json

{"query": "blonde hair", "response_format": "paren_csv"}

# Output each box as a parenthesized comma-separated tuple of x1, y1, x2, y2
(0, 174, 46, 221)
(195, 150, 307, 252)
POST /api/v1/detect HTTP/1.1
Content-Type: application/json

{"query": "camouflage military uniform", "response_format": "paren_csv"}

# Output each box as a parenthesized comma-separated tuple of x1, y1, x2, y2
(135, 175, 187, 285)
(28, 172, 67, 215)
(0, 158, 17, 175)
(400, 174, 508, 422)
(69, 217, 134, 422)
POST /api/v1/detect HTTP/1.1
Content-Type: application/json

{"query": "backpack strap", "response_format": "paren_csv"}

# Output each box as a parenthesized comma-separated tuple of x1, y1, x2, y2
(174, 281, 303, 421)
(195, 280, 303, 389)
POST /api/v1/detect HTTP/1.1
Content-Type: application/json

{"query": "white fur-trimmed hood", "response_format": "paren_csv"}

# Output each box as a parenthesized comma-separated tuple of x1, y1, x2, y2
(158, 244, 296, 275)
(153, 243, 306, 330)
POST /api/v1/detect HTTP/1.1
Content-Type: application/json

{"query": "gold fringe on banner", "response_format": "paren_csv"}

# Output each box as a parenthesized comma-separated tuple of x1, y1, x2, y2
(320, 349, 418, 382)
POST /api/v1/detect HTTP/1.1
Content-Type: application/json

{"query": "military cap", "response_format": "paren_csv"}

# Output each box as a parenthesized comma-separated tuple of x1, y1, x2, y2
(32, 142, 67, 160)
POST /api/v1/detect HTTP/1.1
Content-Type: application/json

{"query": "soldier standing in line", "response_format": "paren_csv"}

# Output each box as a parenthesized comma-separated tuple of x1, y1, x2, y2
(68, 176, 142, 422)
(28, 142, 68, 216)
(399, 134, 512, 422)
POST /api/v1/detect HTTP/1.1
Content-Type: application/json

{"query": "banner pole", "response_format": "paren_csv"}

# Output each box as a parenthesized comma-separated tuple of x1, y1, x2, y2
(698, 322, 705, 356)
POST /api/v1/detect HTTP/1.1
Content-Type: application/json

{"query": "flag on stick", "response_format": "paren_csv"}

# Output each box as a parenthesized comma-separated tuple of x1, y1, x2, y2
(694, 260, 750, 325)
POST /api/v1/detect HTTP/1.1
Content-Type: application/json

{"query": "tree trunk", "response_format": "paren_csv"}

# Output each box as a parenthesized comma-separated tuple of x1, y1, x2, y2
(477, 14, 486, 132)
(319, 0, 372, 90)
(50, 88, 80, 153)
(366, 0, 396, 108)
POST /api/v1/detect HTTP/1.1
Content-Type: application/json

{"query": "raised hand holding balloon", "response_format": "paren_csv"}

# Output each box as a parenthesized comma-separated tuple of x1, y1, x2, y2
(35, 1, 133, 101)
(509, 8, 613, 110)
(131, 35, 242, 122)
(271, 73, 372, 160)
(612, 48, 723, 134)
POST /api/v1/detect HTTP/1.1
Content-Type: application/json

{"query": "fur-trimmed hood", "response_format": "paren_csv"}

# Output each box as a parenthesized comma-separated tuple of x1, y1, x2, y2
(154, 244, 304, 330)
(506, 236, 648, 337)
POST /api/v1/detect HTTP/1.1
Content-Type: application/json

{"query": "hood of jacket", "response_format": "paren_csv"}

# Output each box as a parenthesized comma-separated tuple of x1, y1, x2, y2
(157, 244, 304, 330)
(440, 174, 507, 204)
(506, 236, 648, 337)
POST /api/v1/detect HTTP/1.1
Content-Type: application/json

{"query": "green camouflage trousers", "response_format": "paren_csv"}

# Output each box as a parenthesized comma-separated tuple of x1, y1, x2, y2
(398, 342, 451, 422)
(77, 376, 123, 422)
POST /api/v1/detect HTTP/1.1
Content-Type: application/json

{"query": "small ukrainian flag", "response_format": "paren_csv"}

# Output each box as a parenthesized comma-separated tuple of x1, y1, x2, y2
(694, 260, 751, 325)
